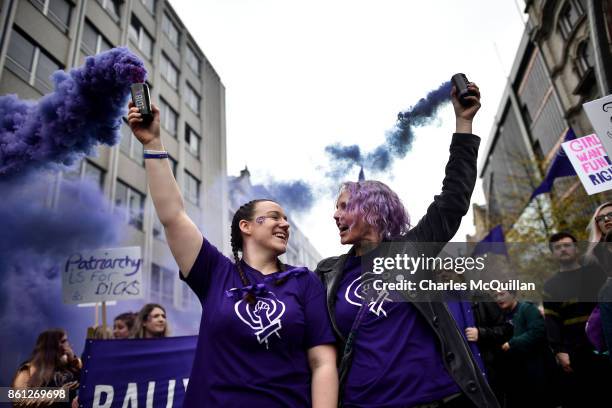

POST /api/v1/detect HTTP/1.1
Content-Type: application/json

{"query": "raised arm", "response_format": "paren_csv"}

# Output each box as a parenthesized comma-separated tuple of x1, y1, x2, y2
(405, 83, 481, 243)
(127, 102, 203, 277)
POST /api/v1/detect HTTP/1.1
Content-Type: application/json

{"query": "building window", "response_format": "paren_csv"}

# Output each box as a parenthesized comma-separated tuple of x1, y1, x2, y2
(150, 263, 174, 304)
(129, 15, 153, 59)
(150, 263, 161, 299)
(97, 0, 120, 20)
(31, 0, 72, 31)
(62, 160, 105, 187)
(180, 284, 196, 310)
(184, 171, 200, 205)
(161, 53, 179, 89)
(141, 0, 155, 15)
(159, 98, 178, 136)
(185, 126, 201, 158)
(169, 155, 177, 175)
(575, 40, 594, 78)
(152, 214, 165, 241)
(185, 83, 200, 114)
(6, 28, 63, 94)
(162, 265, 174, 305)
(83, 161, 105, 187)
(119, 119, 144, 165)
(81, 20, 113, 56)
(573, 39, 596, 95)
(558, 0, 585, 39)
(59, 160, 105, 206)
(186, 46, 200, 74)
(162, 13, 179, 47)
(115, 180, 145, 230)
(521, 103, 532, 129)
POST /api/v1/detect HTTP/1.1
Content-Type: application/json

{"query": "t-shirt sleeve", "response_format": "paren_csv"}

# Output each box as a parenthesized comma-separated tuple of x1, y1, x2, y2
(302, 271, 337, 348)
(179, 236, 232, 301)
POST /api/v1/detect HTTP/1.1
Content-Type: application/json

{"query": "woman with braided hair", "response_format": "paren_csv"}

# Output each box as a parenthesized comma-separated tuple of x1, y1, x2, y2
(127, 102, 338, 407)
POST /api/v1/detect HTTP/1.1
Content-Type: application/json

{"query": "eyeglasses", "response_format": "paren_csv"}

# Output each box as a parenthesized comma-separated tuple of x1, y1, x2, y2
(595, 213, 612, 223)
(255, 214, 288, 224)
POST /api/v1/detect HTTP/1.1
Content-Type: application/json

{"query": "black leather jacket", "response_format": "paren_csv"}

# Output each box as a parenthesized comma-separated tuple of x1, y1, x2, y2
(315, 133, 500, 408)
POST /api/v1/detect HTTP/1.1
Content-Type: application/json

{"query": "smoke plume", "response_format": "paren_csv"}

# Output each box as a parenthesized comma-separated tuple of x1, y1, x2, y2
(0, 47, 146, 178)
(0, 47, 146, 384)
(325, 80, 452, 176)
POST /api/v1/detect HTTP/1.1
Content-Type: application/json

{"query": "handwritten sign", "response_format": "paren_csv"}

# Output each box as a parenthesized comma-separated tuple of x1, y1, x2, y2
(62, 247, 143, 304)
(562, 133, 612, 195)
(583, 94, 612, 158)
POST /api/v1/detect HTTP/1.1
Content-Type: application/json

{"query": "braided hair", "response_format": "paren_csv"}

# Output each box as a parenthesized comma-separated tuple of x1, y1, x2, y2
(230, 199, 288, 304)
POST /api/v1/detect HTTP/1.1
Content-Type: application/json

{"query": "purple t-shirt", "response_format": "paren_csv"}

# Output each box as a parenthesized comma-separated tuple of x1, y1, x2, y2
(336, 256, 460, 408)
(180, 238, 335, 407)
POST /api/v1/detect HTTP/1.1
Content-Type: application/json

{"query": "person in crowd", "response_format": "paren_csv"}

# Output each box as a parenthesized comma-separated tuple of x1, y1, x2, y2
(91, 325, 113, 339)
(587, 202, 612, 361)
(436, 267, 487, 377)
(316, 83, 500, 407)
(132, 303, 170, 338)
(113, 312, 136, 339)
(437, 256, 512, 404)
(543, 231, 608, 407)
(12, 329, 81, 407)
(127, 101, 338, 407)
(468, 294, 512, 405)
(495, 290, 557, 408)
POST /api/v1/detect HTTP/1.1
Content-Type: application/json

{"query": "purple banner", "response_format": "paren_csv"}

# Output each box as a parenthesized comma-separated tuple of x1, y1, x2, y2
(79, 336, 196, 408)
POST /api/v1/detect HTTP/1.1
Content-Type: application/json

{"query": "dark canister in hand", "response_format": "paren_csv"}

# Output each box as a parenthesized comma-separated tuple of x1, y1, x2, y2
(130, 83, 153, 124)
(451, 73, 477, 106)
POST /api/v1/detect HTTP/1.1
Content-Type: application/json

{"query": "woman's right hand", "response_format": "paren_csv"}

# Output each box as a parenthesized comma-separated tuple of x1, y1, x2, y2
(127, 101, 161, 148)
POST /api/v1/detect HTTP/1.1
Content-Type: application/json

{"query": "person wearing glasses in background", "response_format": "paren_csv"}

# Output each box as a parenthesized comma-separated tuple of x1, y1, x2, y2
(543, 231, 608, 408)
(587, 202, 612, 364)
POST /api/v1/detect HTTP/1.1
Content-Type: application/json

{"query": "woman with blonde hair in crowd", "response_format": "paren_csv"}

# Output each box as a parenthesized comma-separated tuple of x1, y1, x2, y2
(132, 303, 170, 338)
(587, 201, 612, 361)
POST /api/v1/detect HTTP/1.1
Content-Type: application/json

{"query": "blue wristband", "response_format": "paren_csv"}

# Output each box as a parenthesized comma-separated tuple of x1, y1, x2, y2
(144, 150, 169, 159)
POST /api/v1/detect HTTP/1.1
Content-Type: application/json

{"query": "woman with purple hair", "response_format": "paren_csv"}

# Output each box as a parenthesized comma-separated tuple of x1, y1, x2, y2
(316, 84, 500, 408)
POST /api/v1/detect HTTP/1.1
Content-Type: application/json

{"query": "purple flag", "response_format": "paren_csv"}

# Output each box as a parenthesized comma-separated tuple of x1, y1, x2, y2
(472, 224, 508, 257)
(530, 128, 577, 199)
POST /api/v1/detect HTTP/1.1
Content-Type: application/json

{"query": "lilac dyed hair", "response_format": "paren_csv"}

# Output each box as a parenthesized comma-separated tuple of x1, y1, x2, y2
(340, 180, 411, 240)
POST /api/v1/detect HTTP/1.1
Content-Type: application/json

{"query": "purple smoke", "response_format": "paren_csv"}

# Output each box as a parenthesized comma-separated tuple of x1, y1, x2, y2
(0, 47, 147, 384)
(326, 80, 452, 174)
(267, 180, 315, 213)
(0, 177, 123, 383)
(0, 47, 146, 178)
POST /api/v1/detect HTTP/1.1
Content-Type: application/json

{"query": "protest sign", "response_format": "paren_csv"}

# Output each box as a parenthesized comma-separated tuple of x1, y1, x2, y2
(583, 94, 612, 157)
(562, 133, 612, 195)
(62, 247, 143, 304)
(79, 336, 196, 408)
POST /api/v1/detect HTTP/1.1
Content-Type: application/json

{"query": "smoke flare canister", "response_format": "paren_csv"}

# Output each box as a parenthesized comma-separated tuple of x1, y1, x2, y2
(451, 73, 477, 106)
(130, 83, 153, 124)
